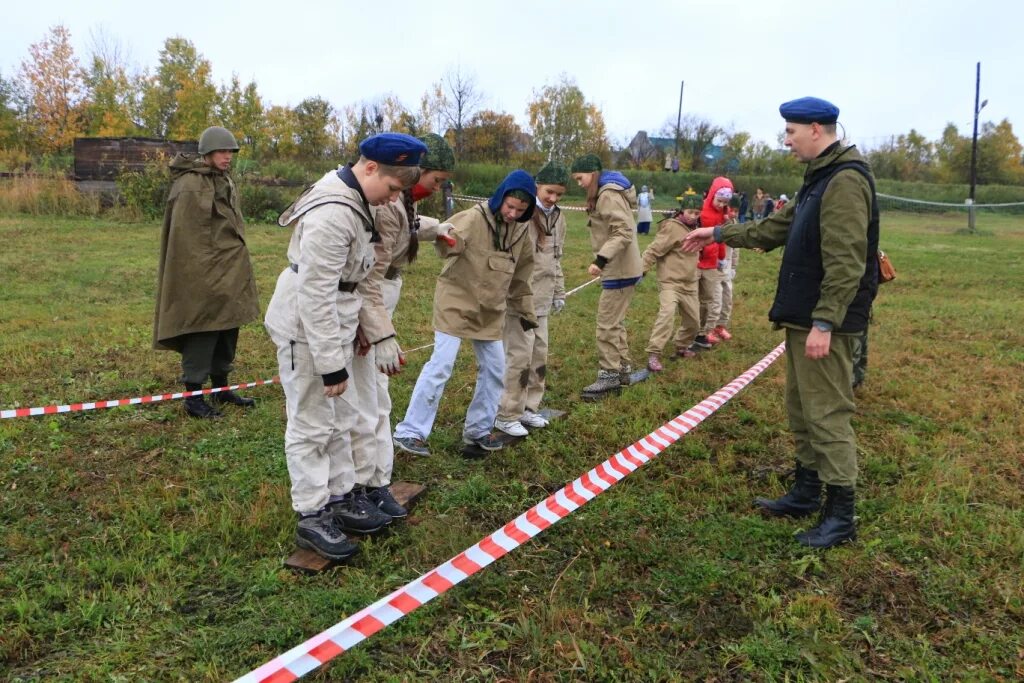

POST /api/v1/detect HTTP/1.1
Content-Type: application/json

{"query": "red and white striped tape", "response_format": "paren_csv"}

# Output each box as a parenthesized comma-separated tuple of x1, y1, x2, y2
(0, 379, 279, 420)
(232, 341, 787, 683)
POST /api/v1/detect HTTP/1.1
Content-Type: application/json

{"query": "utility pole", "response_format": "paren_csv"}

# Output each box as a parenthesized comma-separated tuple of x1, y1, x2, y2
(675, 80, 684, 159)
(968, 62, 986, 234)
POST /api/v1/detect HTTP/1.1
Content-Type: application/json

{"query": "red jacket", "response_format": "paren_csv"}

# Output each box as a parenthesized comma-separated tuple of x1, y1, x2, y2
(698, 176, 732, 269)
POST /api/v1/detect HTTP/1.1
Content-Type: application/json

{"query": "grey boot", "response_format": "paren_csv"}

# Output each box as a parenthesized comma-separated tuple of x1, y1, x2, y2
(581, 370, 623, 398)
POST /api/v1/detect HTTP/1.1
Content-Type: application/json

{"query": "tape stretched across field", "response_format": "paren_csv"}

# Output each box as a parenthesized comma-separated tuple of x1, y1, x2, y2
(233, 341, 787, 683)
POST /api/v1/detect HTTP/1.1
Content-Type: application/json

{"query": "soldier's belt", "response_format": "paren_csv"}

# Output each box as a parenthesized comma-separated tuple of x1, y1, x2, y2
(289, 263, 358, 292)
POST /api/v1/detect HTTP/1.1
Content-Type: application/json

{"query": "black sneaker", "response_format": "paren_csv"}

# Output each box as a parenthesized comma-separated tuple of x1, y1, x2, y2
(328, 489, 392, 535)
(393, 436, 430, 457)
(365, 485, 408, 519)
(184, 395, 222, 419)
(296, 510, 359, 562)
(463, 433, 505, 452)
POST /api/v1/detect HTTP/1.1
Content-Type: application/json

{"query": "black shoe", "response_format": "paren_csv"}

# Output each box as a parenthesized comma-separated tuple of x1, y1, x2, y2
(210, 376, 256, 407)
(462, 433, 505, 452)
(795, 485, 857, 549)
(754, 462, 822, 518)
(295, 509, 359, 562)
(210, 390, 256, 407)
(183, 385, 222, 419)
(691, 335, 713, 350)
(365, 485, 408, 519)
(328, 489, 392, 535)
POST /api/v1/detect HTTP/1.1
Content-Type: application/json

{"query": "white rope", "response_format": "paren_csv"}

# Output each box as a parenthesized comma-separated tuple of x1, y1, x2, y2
(877, 193, 1024, 209)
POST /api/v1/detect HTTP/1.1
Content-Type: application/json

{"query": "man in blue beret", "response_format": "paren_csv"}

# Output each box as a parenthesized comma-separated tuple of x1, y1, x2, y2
(683, 96, 879, 549)
(264, 133, 426, 562)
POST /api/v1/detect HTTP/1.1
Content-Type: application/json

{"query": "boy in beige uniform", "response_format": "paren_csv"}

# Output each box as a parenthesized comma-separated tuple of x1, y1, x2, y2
(494, 161, 568, 436)
(264, 133, 425, 562)
(642, 193, 702, 372)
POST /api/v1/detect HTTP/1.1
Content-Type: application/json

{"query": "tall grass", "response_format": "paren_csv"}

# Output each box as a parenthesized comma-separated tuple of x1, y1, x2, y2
(0, 175, 100, 216)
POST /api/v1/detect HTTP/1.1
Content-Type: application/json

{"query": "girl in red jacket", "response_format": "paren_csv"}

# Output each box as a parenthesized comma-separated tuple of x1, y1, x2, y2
(692, 177, 733, 349)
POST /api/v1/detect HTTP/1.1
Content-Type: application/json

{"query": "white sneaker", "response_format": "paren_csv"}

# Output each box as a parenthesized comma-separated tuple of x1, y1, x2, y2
(494, 418, 529, 437)
(520, 410, 549, 428)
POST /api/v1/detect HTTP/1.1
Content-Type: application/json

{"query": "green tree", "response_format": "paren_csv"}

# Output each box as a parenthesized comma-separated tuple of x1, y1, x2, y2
(140, 37, 217, 140)
(294, 96, 339, 159)
(0, 70, 23, 150)
(218, 76, 265, 153)
(527, 75, 608, 162)
(264, 104, 298, 158)
(18, 24, 84, 152)
(80, 29, 142, 137)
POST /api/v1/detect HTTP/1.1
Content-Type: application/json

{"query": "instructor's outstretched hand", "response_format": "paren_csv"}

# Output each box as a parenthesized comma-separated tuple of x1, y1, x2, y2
(681, 227, 716, 252)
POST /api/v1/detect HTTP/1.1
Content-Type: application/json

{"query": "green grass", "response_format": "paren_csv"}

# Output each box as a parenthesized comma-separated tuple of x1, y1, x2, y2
(1, 208, 1023, 681)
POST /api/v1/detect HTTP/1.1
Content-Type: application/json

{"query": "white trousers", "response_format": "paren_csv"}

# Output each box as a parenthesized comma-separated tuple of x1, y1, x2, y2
(350, 277, 402, 487)
(272, 335, 357, 514)
(393, 331, 505, 441)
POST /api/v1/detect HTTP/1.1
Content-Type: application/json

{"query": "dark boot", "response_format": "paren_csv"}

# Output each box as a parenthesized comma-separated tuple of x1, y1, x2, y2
(796, 485, 857, 549)
(209, 375, 255, 408)
(327, 488, 392, 535)
(365, 485, 408, 519)
(754, 462, 822, 518)
(183, 383, 221, 419)
(295, 509, 359, 562)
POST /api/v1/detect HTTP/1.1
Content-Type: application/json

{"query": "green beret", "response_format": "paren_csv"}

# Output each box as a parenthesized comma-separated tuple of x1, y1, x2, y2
(570, 154, 602, 173)
(679, 192, 702, 210)
(535, 161, 569, 186)
(418, 133, 456, 172)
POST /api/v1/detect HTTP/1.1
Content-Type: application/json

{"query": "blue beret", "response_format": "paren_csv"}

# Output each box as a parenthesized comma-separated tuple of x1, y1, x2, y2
(779, 97, 840, 125)
(358, 133, 428, 166)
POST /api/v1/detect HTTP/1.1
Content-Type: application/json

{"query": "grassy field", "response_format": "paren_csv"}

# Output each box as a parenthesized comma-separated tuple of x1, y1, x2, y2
(1, 206, 1022, 682)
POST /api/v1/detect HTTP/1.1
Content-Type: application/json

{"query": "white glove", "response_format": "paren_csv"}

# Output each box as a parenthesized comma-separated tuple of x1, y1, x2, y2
(435, 223, 456, 247)
(375, 337, 404, 375)
(552, 298, 565, 314)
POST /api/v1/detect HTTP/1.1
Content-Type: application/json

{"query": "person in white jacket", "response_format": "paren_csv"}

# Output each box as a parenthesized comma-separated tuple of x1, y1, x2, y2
(264, 133, 425, 562)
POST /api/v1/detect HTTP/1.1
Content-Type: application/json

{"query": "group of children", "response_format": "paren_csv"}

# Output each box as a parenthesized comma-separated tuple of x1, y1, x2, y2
(641, 178, 740, 373)
(260, 129, 748, 562)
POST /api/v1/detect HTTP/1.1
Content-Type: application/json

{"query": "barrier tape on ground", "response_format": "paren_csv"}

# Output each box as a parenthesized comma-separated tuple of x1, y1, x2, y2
(4, 273, 600, 420)
(232, 341, 787, 683)
(453, 194, 675, 215)
(0, 379, 279, 420)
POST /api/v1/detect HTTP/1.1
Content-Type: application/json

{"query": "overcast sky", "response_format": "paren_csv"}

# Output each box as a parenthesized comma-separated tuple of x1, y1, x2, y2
(2, 0, 1018, 151)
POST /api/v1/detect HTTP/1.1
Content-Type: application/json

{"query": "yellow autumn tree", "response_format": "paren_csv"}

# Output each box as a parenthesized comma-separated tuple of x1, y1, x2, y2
(18, 24, 85, 152)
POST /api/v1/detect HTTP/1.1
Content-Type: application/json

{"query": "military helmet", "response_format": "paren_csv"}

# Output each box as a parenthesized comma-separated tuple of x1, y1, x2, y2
(198, 126, 240, 155)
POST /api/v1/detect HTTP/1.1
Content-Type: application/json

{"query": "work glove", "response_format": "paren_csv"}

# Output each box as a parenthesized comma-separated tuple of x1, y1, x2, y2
(551, 298, 566, 314)
(435, 223, 456, 247)
(520, 317, 539, 332)
(375, 337, 405, 376)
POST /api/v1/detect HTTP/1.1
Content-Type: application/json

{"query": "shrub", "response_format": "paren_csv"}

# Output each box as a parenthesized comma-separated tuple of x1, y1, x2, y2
(117, 153, 172, 220)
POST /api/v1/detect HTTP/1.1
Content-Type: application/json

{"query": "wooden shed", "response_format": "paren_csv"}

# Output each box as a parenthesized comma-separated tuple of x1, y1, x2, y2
(73, 137, 198, 181)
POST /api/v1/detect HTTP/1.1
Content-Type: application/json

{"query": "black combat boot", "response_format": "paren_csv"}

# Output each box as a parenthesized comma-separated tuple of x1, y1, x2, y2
(754, 462, 822, 517)
(795, 485, 857, 549)
(183, 382, 221, 419)
(209, 375, 255, 408)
